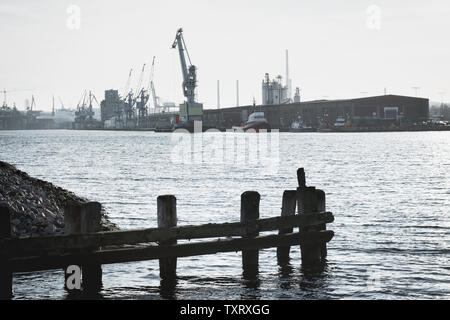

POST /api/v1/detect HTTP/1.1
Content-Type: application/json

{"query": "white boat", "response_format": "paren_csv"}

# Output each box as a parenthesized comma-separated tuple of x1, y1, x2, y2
(334, 116, 347, 127)
(243, 112, 270, 132)
(290, 119, 314, 132)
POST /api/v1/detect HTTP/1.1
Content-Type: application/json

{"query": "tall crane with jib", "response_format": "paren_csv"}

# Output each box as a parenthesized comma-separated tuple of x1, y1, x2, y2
(171, 28, 203, 126)
(149, 56, 160, 112)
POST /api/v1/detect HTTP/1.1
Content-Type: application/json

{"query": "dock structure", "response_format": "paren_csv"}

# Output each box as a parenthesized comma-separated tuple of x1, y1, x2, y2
(0, 169, 335, 298)
(202, 94, 429, 131)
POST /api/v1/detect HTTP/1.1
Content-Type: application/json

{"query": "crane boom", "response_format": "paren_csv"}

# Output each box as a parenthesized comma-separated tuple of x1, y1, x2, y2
(58, 96, 65, 109)
(171, 28, 202, 125)
(150, 56, 159, 109)
(122, 68, 133, 99)
(171, 28, 196, 104)
(134, 63, 146, 100)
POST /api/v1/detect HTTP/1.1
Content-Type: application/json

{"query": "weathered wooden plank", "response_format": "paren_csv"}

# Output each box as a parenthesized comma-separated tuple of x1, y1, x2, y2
(0, 212, 334, 257)
(277, 190, 297, 264)
(7, 230, 334, 273)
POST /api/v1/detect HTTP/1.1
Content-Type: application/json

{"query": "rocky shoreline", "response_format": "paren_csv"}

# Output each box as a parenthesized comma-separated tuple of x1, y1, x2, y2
(0, 161, 118, 238)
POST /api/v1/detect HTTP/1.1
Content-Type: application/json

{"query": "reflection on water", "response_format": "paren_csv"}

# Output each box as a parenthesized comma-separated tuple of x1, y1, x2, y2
(1, 130, 449, 300)
(241, 277, 261, 300)
(160, 278, 179, 300)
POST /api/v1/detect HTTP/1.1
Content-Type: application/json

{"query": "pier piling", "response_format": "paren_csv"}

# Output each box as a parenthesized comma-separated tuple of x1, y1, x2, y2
(0, 202, 12, 299)
(81, 202, 103, 292)
(316, 189, 327, 259)
(297, 169, 324, 266)
(64, 203, 82, 292)
(277, 190, 297, 264)
(63, 202, 103, 293)
(157, 195, 177, 280)
(0, 169, 335, 297)
(241, 191, 260, 278)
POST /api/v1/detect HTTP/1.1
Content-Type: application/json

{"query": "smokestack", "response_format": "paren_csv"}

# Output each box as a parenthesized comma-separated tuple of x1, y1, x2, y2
(217, 80, 220, 109)
(286, 49, 290, 99)
(236, 80, 239, 106)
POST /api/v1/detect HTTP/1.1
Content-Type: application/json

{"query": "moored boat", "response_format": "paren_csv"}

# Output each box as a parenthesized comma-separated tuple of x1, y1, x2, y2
(290, 119, 314, 132)
(243, 112, 270, 132)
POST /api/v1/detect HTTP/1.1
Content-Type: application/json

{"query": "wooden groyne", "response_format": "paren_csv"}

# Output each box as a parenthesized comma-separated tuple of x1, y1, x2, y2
(0, 168, 334, 298)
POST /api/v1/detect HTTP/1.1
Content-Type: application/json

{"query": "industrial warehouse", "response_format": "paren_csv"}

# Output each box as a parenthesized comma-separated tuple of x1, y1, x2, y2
(202, 94, 430, 132)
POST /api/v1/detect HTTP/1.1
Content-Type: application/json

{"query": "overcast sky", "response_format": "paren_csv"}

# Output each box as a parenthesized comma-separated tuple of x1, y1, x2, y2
(1, 0, 449, 111)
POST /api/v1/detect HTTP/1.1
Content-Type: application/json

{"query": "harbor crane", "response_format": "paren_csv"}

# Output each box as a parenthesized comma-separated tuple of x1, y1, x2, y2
(58, 96, 65, 109)
(135, 64, 150, 122)
(29, 95, 36, 111)
(122, 69, 133, 99)
(75, 90, 96, 120)
(149, 56, 160, 112)
(124, 63, 147, 120)
(2, 88, 34, 109)
(134, 64, 146, 100)
(1, 89, 8, 108)
(171, 28, 203, 124)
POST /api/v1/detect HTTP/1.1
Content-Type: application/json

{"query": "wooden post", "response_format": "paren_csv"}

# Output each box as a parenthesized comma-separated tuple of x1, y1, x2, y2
(297, 169, 322, 266)
(0, 202, 12, 299)
(240, 191, 260, 278)
(316, 189, 327, 259)
(64, 203, 83, 293)
(64, 202, 102, 293)
(297, 168, 306, 188)
(81, 202, 102, 293)
(157, 195, 177, 280)
(277, 190, 297, 264)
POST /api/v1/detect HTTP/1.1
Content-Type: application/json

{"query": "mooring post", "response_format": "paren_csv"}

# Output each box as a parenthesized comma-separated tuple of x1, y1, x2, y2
(157, 195, 177, 280)
(297, 168, 322, 266)
(277, 190, 297, 265)
(64, 202, 83, 292)
(0, 202, 12, 299)
(297, 168, 306, 188)
(316, 189, 327, 259)
(81, 202, 102, 293)
(64, 202, 103, 293)
(241, 191, 260, 278)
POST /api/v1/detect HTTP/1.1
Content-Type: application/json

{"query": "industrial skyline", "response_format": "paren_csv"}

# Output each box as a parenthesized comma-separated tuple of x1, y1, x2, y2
(1, 0, 449, 111)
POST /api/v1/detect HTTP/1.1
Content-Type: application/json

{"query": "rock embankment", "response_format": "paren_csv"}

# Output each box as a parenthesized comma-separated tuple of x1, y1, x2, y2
(0, 161, 118, 237)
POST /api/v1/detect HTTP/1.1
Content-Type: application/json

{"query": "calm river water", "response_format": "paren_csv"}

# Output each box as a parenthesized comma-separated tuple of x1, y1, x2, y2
(0, 130, 449, 300)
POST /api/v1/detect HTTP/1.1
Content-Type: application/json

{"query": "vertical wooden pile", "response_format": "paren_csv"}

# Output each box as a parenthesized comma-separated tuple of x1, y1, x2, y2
(276, 190, 297, 264)
(64, 202, 102, 293)
(0, 202, 12, 299)
(241, 191, 260, 278)
(157, 195, 177, 280)
(297, 168, 327, 266)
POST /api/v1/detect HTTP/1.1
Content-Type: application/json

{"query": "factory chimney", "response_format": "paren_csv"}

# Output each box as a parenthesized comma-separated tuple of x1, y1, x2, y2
(286, 49, 291, 100)
(236, 80, 239, 106)
(217, 80, 220, 109)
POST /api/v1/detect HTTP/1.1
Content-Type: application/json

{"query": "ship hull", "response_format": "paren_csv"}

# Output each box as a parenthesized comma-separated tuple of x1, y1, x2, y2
(243, 121, 270, 132)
